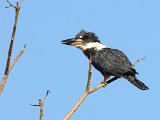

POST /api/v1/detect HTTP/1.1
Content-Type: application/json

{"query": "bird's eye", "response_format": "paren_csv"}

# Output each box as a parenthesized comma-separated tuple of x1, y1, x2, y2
(79, 36, 83, 39)
(79, 35, 88, 40)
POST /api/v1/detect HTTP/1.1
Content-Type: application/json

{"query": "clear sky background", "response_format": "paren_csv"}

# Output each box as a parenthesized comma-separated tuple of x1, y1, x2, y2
(0, 0, 159, 120)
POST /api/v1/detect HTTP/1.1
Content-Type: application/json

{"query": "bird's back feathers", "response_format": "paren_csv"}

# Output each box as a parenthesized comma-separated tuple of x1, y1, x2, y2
(84, 48, 135, 77)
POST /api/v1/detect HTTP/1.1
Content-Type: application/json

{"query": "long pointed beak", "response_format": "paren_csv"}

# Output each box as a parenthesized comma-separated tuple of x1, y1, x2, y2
(61, 38, 75, 45)
(61, 38, 83, 46)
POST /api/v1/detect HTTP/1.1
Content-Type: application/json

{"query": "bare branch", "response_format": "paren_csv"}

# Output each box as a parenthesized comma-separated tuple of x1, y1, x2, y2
(133, 57, 146, 67)
(6, 0, 16, 8)
(64, 55, 145, 119)
(30, 104, 40, 107)
(31, 90, 50, 120)
(0, 0, 24, 95)
(9, 44, 26, 71)
(64, 92, 88, 120)
(86, 52, 92, 91)
(42, 90, 51, 102)
(19, 0, 24, 7)
(64, 53, 92, 120)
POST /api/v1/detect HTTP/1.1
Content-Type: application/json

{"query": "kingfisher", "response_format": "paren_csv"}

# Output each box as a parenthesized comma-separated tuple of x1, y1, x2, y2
(61, 30, 149, 90)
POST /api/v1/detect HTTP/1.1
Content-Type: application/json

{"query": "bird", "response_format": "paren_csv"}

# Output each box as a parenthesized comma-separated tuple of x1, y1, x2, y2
(61, 30, 149, 90)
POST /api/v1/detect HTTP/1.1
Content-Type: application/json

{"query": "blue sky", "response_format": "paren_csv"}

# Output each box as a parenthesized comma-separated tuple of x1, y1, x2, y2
(0, 0, 160, 120)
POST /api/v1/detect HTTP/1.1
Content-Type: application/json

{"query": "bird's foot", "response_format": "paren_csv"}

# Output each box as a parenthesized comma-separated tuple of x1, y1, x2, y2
(101, 81, 107, 88)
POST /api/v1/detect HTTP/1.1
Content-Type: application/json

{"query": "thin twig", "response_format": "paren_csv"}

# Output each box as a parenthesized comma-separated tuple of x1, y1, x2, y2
(0, 0, 24, 95)
(31, 90, 50, 120)
(132, 57, 146, 67)
(6, 0, 16, 8)
(42, 90, 50, 102)
(9, 44, 26, 71)
(19, 0, 24, 7)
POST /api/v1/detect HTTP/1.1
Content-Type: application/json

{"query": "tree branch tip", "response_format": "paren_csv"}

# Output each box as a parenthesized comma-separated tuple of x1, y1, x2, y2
(142, 56, 146, 60)
(6, 0, 10, 4)
(19, 0, 23, 6)
(47, 90, 51, 94)
(6, 0, 23, 9)
(17, 0, 24, 8)
(6, 0, 16, 8)
(138, 56, 146, 61)
(132, 56, 147, 67)
(24, 44, 26, 48)
(30, 104, 40, 107)
(45, 90, 51, 97)
(42, 90, 51, 102)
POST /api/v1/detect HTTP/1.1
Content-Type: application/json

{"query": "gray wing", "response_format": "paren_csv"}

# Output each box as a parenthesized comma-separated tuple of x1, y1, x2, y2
(92, 48, 136, 77)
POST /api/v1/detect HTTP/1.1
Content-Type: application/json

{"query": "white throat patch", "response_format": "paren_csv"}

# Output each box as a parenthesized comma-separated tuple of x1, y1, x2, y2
(77, 42, 107, 51)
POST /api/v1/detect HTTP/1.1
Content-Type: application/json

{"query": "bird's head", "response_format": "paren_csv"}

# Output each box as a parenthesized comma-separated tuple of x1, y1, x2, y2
(61, 30, 106, 51)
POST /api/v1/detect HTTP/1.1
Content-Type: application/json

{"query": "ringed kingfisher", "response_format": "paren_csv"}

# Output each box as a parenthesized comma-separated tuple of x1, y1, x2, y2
(61, 30, 149, 90)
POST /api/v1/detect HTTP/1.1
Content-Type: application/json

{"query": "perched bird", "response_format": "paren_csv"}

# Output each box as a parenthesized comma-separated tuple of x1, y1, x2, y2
(61, 30, 149, 90)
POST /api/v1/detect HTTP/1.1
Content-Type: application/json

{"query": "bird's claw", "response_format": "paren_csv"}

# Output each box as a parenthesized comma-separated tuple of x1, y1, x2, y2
(101, 81, 107, 88)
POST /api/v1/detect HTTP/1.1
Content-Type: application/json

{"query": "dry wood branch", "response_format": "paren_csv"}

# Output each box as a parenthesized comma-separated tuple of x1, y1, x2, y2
(64, 77, 118, 120)
(31, 90, 50, 120)
(9, 44, 26, 71)
(64, 55, 145, 120)
(132, 57, 146, 67)
(65, 52, 92, 120)
(64, 92, 89, 120)
(6, 0, 16, 8)
(86, 52, 92, 91)
(0, 0, 24, 95)
(64, 53, 92, 120)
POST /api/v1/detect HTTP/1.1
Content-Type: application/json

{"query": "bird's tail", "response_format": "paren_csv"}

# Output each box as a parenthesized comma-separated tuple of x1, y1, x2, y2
(123, 76, 149, 90)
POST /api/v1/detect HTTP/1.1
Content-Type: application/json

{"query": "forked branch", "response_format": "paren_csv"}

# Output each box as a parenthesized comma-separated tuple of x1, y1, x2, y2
(64, 54, 146, 120)
(0, 0, 25, 95)
(31, 90, 50, 120)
